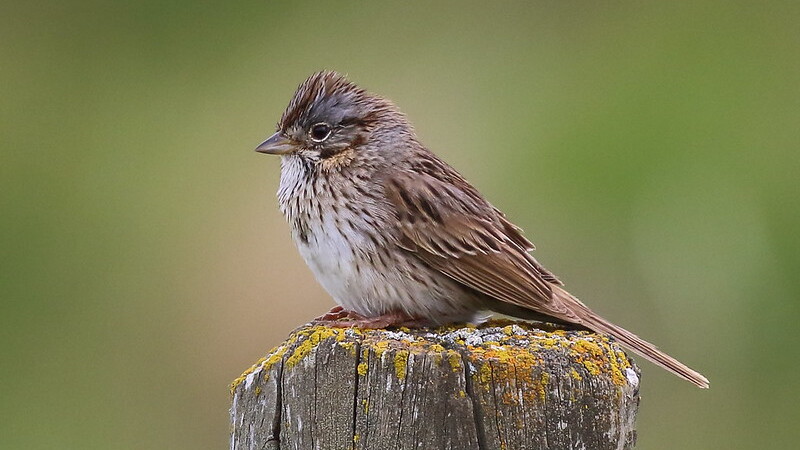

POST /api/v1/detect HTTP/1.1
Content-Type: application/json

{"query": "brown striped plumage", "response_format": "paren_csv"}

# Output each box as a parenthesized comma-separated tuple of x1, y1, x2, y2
(255, 71, 709, 388)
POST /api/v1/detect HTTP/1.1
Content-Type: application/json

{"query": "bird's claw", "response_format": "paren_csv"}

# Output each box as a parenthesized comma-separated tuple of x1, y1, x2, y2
(313, 308, 432, 329)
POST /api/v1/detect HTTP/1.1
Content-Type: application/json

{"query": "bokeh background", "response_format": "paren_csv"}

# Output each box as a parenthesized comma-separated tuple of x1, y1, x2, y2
(1, 1, 798, 448)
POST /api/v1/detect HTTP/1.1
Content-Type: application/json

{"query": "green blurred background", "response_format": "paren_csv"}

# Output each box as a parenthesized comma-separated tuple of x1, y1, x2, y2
(1, 1, 798, 448)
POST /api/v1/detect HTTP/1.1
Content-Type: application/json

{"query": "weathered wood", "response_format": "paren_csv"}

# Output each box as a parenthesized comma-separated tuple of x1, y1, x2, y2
(230, 321, 640, 450)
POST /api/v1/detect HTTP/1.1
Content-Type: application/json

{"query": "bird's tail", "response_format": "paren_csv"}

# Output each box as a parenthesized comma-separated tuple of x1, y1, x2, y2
(552, 285, 709, 389)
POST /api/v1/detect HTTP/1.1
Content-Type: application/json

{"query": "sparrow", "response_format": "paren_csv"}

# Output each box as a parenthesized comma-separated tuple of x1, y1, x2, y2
(255, 71, 708, 388)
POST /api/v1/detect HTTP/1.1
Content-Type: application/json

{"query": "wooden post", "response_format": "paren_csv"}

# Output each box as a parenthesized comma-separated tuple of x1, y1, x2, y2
(230, 321, 640, 450)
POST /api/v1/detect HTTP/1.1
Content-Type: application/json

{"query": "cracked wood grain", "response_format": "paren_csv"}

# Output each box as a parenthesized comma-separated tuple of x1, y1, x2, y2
(230, 321, 640, 450)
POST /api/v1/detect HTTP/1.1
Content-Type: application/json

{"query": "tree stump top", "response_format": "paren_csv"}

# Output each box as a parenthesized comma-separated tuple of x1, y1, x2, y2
(231, 320, 640, 450)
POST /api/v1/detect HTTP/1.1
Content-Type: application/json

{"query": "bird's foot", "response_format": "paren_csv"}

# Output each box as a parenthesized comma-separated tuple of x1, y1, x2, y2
(313, 305, 350, 322)
(314, 309, 432, 329)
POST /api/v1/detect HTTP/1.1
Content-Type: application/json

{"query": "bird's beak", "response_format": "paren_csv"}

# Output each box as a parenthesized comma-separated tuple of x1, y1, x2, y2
(255, 132, 295, 155)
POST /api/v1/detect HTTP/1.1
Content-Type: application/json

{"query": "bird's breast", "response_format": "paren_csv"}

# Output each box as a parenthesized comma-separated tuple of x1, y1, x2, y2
(276, 156, 386, 309)
(275, 155, 481, 319)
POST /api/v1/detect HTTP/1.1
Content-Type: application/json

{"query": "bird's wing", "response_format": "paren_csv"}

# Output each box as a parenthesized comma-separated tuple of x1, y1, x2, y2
(384, 165, 711, 388)
(384, 169, 582, 322)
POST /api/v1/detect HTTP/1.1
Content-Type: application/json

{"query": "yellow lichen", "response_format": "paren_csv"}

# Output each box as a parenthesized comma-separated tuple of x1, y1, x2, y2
(232, 325, 366, 395)
(477, 363, 492, 387)
(605, 345, 630, 386)
(285, 326, 339, 369)
(537, 372, 550, 401)
(262, 345, 289, 373)
(563, 334, 633, 386)
(254, 386, 262, 396)
(428, 343, 445, 364)
(468, 342, 541, 392)
(230, 355, 266, 395)
(372, 340, 390, 356)
(339, 341, 357, 355)
(616, 350, 631, 369)
(582, 360, 601, 376)
(233, 321, 635, 406)
(394, 350, 409, 380)
(573, 339, 605, 359)
(538, 337, 558, 349)
(230, 338, 295, 395)
(448, 351, 462, 372)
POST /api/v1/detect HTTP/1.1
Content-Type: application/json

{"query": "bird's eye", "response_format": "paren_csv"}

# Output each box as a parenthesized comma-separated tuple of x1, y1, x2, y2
(310, 123, 332, 142)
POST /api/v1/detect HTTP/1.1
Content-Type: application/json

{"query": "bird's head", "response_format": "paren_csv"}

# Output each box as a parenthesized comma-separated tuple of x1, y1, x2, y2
(256, 71, 412, 163)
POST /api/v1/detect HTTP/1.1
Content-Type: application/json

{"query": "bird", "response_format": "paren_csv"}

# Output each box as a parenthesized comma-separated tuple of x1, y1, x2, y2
(255, 70, 709, 388)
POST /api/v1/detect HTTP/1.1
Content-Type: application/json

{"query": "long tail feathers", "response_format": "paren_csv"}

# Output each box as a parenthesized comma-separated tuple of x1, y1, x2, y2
(552, 286, 710, 389)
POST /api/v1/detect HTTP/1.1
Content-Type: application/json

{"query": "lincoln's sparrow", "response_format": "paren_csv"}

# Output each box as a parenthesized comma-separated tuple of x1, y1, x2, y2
(255, 71, 708, 388)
